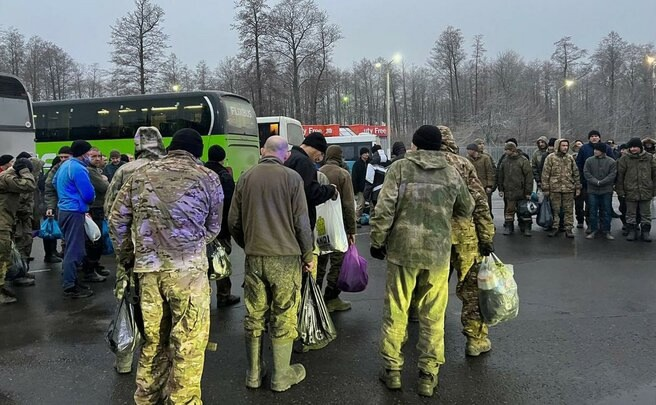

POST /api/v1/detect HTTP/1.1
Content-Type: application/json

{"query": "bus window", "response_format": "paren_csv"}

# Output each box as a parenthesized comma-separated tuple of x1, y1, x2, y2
(286, 122, 304, 146)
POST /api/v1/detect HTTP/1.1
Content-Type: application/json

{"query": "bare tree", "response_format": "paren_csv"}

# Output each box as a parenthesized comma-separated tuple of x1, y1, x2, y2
(109, 0, 168, 94)
(429, 26, 466, 124)
(0, 27, 25, 76)
(195, 60, 211, 90)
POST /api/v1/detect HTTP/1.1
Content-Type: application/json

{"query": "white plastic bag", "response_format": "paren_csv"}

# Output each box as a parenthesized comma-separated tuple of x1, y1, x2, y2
(314, 195, 348, 254)
(477, 253, 519, 326)
(85, 214, 101, 242)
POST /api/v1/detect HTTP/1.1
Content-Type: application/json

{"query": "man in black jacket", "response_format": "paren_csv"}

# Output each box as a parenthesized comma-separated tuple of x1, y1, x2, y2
(205, 145, 240, 307)
(285, 132, 338, 230)
(351, 147, 369, 225)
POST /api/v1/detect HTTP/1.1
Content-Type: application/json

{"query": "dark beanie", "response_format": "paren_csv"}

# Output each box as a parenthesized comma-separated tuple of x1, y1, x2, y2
(505, 137, 519, 146)
(58, 146, 73, 155)
(371, 144, 382, 153)
(548, 138, 557, 147)
(0, 155, 14, 166)
(359, 147, 369, 156)
(588, 130, 601, 139)
(208, 145, 226, 162)
(169, 129, 204, 158)
(302, 132, 328, 154)
(592, 142, 607, 152)
(619, 143, 628, 151)
(71, 140, 92, 157)
(466, 143, 479, 151)
(16, 151, 32, 159)
(412, 125, 442, 151)
(627, 137, 643, 150)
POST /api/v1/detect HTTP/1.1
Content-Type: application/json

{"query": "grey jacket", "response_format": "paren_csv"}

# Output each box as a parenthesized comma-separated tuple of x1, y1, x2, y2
(583, 155, 617, 195)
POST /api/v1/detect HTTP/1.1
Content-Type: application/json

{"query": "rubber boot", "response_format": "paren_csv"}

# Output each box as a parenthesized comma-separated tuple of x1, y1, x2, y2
(270, 339, 305, 392)
(641, 224, 652, 242)
(245, 336, 267, 388)
(626, 224, 637, 241)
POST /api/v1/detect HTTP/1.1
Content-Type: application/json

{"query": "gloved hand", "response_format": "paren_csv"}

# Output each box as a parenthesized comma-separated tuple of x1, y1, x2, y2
(479, 241, 495, 256)
(370, 245, 387, 260)
(13, 158, 33, 175)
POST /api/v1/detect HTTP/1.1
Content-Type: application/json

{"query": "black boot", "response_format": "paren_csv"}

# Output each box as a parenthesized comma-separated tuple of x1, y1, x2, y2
(641, 224, 652, 242)
(43, 239, 62, 263)
(502, 221, 513, 235)
(626, 224, 637, 241)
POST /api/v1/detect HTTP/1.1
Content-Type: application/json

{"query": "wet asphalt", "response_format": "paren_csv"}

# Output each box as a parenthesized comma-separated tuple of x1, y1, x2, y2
(1, 198, 655, 405)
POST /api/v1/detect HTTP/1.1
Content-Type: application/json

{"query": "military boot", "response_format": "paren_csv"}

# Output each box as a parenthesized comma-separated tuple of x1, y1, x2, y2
(626, 224, 637, 241)
(523, 223, 532, 237)
(379, 369, 402, 390)
(270, 339, 305, 392)
(325, 297, 351, 312)
(417, 371, 438, 397)
(502, 221, 513, 235)
(466, 337, 492, 357)
(0, 287, 17, 304)
(547, 228, 559, 237)
(641, 224, 652, 242)
(245, 336, 267, 388)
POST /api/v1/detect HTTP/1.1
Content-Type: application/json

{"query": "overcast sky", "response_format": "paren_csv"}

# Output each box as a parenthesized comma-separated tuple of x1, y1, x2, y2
(2, 0, 655, 69)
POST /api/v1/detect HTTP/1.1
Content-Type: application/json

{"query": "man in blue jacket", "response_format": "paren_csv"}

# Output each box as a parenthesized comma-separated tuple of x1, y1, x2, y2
(54, 140, 96, 298)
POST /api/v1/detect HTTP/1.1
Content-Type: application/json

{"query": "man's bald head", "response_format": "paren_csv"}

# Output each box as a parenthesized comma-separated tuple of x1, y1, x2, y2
(262, 136, 290, 162)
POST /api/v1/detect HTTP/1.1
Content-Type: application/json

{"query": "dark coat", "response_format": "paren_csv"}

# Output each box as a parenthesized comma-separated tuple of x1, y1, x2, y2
(576, 142, 615, 187)
(351, 157, 367, 193)
(616, 152, 656, 201)
(205, 160, 235, 242)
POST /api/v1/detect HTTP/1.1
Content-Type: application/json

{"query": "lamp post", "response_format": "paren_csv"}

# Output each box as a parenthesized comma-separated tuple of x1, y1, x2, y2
(172, 84, 181, 92)
(557, 79, 575, 138)
(376, 53, 402, 157)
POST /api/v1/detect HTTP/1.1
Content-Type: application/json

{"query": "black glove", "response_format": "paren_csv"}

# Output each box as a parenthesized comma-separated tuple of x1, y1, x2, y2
(479, 241, 495, 257)
(370, 245, 387, 260)
(13, 158, 33, 175)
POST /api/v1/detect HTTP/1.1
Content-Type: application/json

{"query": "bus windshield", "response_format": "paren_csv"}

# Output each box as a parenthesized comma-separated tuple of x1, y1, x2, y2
(222, 96, 258, 136)
(0, 97, 31, 128)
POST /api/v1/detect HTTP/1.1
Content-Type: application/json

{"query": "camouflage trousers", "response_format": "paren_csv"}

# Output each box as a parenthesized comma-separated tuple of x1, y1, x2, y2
(317, 251, 345, 300)
(380, 263, 449, 376)
(626, 200, 652, 226)
(452, 244, 488, 340)
(14, 214, 33, 259)
(135, 270, 210, 405)
(503, 197, 531, 224)
(549, 192, 575, 231)
(244, 256, 302, 340)
(0, 231, 11, 288)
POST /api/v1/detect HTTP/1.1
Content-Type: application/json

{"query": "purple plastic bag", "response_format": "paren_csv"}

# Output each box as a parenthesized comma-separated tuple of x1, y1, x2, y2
(337, 244, 368, 292)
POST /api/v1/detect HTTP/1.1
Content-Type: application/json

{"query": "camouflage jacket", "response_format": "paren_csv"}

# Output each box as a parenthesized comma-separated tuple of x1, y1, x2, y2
(43, 162, 61, 211)
(370, 150, 474, 270)
(498, 153, 533, 200)
(467, 153, 496, 190)
(531, 136, 549, 184)
(0, 168, 36, 231)
(108, 150, 224, 272)
(616, 151, 656, 201)
(541, 140, 580, 194)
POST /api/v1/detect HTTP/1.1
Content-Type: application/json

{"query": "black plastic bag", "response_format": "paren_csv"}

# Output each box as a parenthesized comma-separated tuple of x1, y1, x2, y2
(106, 293, 140, 355)
(537, 197, 554, 229)
(6, 243, 28, 280)
(298, 274, 337, 347)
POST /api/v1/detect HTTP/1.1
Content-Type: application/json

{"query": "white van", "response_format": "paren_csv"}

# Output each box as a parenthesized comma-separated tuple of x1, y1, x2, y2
(257, 116, 304, 147)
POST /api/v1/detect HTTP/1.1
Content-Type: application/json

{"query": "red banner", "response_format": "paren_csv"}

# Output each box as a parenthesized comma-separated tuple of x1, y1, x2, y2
(303, 124, 388, 137)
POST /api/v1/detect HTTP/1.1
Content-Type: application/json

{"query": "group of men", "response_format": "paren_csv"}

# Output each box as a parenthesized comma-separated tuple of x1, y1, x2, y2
(464, 131, 656, 241)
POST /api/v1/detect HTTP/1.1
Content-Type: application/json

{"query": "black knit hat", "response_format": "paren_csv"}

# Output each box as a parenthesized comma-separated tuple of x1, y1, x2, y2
(71, 140, 92, 157)
(588, 130, 601, 139)
(627, 137, 643, 150)
(0, 155, 13, 166)
(412, 125, 442, 151)
(58, 146, 73, 155)
(619, 143, 628, 151)
(208, 145, 226, 162)
(302, 132, 328, 154)
(592, 142, 607, 152)
(466, 143, 479, 151)
(505, 137, 519, 146)
(169, 129, 204, 158)
(359, 147, 369, 156)
(548, 138, 557, 147)
(16, 151, 31, 159)
(371, 144, 382, 153)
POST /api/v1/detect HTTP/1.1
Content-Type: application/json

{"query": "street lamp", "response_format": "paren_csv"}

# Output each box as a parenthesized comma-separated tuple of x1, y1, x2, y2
(557, 79, 575, 138)
(375, 53, 402, 157)
(172, 84, 181, 92)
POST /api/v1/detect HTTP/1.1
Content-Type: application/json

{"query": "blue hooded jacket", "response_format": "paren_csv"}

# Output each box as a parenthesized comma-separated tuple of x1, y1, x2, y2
(53, 158, 95, 213)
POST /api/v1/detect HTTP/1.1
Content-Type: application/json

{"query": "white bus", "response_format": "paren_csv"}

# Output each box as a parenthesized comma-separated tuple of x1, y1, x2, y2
(0, 73, 35, 156)
(326, 134, 381, 170)
(257, 116, 304, 147)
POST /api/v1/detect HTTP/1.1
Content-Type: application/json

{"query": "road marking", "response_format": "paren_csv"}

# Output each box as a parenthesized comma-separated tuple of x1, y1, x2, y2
(28, 268, 52, 273)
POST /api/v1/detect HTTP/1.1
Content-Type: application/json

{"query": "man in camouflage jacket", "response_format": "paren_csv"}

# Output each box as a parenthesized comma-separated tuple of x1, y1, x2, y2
(541, 139, 580, 238)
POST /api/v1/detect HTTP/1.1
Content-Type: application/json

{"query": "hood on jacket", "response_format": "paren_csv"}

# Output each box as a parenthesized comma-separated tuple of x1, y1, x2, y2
(405, 150, 447, 170)
(437, 125, 458, 154)
(555, 138, 569, 156)
(325, 145, 348, 169)
(134, 126, 165, 160)
(536, 136, 548, 149)
(642, 137, 656, 153)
